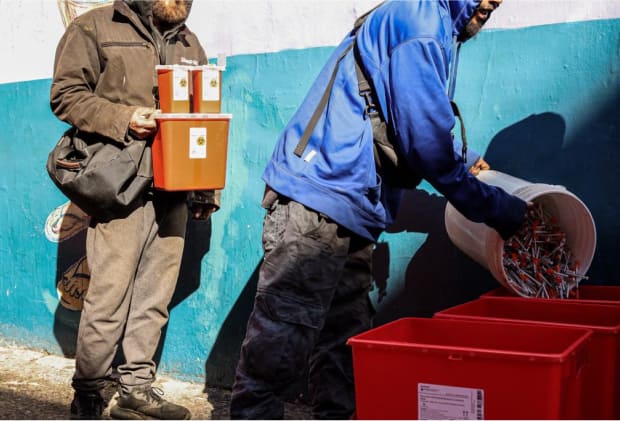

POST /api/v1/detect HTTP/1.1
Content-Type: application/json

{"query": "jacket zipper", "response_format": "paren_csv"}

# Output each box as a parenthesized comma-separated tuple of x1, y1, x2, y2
(101, 41, 150, 48)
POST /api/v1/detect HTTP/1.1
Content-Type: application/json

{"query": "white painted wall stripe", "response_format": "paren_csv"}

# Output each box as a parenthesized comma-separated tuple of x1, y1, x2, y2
(1, 0, 619, 84)
(485, 0, 620, 30)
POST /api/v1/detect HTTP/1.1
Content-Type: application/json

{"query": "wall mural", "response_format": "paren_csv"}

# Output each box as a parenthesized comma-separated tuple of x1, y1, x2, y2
(45, 201, 90, 311)
(57, 0, 113, 28)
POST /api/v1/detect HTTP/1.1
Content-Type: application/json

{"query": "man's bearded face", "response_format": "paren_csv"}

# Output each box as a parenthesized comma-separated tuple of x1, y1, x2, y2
(458, 0, 501, 42)
(152, 0, 191, 25)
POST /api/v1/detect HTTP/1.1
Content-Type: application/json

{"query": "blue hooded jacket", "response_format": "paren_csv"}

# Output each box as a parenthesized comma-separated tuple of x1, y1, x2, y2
(263, 0, 526, 242)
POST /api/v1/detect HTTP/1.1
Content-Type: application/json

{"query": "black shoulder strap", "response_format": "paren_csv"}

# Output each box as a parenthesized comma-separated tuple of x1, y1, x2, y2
(450, 101, 468, 162)
(293, 43, 354, 157)
(293, 2, 385, 158)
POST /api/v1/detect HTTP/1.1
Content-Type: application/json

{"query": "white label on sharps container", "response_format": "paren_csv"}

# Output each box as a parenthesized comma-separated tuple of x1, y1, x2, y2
(173, 68, 189, 101)
(418, 383, 484, 420)
(202, 68, 220, 101)
(189, 127, 207, 159)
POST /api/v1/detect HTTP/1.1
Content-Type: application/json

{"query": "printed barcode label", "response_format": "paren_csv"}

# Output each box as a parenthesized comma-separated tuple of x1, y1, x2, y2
(418, 383, 484, 420)
(476, 390, 483, 419)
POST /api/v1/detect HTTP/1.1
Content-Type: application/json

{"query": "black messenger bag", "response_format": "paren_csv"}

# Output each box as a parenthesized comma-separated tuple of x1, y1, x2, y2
(46, 127, 153, 220)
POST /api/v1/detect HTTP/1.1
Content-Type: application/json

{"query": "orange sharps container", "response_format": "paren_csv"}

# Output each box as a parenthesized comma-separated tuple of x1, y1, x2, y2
(152, 113, 232, 191)
(156, 65, 191, 113)
(191, 64, 225, 113)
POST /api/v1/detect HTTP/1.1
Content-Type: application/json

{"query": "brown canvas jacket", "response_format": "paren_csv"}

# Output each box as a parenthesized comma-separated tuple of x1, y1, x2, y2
(50, 0, 220, 208)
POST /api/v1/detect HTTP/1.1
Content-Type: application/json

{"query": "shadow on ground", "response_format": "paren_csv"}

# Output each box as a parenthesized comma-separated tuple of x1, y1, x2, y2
(0, 386, 72, 420)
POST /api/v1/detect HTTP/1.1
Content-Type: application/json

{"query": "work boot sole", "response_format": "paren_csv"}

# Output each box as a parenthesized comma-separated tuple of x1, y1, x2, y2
(110, 406, 191, 420)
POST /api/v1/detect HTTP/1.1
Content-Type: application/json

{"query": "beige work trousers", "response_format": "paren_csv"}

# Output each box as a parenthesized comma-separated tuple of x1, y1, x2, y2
(72, 192, 188, 393)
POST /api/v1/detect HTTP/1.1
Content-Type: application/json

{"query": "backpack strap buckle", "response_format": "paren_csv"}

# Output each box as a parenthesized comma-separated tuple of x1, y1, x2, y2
(361, 91, 379, 119)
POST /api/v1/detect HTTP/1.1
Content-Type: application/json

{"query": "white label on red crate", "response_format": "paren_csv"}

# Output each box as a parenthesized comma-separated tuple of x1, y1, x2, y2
(173, 68, 190, 101)
(189, 127, 207, 159)
(418, 383, 484, 420)
(202, 68, 220, 101)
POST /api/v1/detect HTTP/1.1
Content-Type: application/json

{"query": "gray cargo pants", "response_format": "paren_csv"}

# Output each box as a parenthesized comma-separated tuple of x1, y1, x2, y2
(230, 192, 374, 419)
(72, 191, 188, 394)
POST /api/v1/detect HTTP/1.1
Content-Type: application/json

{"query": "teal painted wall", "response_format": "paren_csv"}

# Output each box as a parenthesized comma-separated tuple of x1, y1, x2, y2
(0, 19, 618, 384)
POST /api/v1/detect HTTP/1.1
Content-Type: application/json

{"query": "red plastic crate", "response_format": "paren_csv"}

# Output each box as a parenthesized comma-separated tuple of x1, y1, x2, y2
(481, 285, 620, 306)
(347, 317, 591, 420)
(434, 299, 620, 419)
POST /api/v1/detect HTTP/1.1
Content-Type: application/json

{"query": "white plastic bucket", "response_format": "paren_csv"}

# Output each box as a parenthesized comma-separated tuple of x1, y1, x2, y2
(444, 170, 597, 294)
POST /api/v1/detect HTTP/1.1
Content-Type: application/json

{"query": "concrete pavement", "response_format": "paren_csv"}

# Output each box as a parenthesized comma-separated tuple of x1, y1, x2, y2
(0, 344, 311, 420)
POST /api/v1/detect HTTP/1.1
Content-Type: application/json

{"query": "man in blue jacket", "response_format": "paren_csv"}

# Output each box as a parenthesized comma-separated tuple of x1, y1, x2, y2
(231, 0, 525, 419)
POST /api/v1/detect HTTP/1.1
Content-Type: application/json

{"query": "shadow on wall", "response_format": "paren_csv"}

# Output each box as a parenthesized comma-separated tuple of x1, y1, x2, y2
(205, 265, 254, 387)
(202, 263, 309, 400)
(202, 264, 258, 391)
(374, 102, 620, 325)
(372, 189, 495, 326)
(51, 208, 213, 361)
(153, 217, 213, 366)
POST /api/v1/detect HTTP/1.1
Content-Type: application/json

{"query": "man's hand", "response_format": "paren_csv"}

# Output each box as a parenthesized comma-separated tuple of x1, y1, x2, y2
(469, 157, 491, 176)
(128, 107, 159, 139)
(191, 203, 217, 220)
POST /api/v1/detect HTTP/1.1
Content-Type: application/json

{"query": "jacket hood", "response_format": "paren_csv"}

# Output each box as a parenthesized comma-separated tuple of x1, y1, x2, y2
(448, 0, 481, 37)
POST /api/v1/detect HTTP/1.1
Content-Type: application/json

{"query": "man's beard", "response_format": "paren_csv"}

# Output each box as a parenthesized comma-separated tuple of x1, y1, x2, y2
(458, 6, 493, 42)
(152, 0, 191, 25)
(458, 18, 483, 42)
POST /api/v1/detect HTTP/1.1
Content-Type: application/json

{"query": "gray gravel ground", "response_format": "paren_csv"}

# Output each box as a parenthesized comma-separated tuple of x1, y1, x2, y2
(0, 345, 311, 420)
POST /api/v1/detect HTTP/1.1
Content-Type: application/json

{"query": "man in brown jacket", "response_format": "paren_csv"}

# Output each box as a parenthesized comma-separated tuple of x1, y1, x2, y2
(50, 1, 218, 419)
